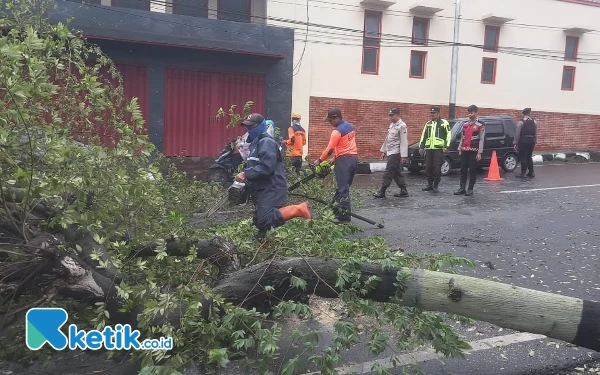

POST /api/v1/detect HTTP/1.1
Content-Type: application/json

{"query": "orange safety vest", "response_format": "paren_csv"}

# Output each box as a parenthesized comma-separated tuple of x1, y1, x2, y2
(319, 121, 358, 161)
(286, 124, 306, 157)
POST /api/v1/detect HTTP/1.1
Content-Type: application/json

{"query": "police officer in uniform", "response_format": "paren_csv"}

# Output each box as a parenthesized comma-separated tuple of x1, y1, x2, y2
(235, 113, 311, 239)
(454, 105, 485, 196)
(514, 108, 537, 178)
(418, 106, 451, 193)
(374, 108, 409, 198)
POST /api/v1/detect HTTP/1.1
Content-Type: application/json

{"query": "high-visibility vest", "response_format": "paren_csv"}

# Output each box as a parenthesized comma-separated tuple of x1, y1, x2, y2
(419, 119, 451, 149)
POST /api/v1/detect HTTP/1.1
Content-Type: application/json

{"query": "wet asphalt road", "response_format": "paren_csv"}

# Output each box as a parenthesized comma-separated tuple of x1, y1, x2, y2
(338, 162, 600, 374)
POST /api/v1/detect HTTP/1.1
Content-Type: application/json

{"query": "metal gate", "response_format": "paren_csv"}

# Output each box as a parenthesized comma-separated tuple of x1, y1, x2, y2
(164, 68, 266, 157)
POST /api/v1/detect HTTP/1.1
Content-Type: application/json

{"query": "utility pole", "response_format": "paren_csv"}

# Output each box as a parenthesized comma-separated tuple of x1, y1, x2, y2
(448, 0, 461, 120)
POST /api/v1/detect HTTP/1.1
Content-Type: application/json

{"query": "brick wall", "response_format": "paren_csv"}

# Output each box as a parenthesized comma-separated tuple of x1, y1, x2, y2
(308, 96, 600, 160)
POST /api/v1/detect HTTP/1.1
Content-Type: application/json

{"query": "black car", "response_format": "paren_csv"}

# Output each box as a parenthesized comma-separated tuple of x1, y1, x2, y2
(406, 116, 519, 176)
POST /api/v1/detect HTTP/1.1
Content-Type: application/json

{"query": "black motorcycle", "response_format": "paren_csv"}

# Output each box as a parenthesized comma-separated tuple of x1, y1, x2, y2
(206, 140, 244, 185)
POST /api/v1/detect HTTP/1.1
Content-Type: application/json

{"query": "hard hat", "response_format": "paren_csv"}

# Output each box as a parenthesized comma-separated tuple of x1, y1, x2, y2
(291, 112, 301, 119)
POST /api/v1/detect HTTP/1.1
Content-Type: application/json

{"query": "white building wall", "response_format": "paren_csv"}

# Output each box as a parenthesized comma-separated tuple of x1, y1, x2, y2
(267, 0, 600, 134)
(457, 0, 600, 114)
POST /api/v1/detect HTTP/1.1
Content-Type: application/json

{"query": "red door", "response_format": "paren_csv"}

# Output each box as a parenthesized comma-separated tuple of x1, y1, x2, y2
(117, 64, 149, 135)
(164, 68, 265, 157)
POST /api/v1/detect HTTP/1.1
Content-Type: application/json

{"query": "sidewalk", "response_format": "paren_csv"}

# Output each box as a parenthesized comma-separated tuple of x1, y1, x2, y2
(359, 150, 600, 174)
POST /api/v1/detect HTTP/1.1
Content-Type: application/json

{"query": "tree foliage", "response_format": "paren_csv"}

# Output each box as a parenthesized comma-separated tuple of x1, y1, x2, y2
(0, 1, 478, 374)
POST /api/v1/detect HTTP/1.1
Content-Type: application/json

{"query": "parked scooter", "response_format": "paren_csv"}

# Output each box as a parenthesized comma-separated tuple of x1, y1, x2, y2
(206, 139, 244, 185)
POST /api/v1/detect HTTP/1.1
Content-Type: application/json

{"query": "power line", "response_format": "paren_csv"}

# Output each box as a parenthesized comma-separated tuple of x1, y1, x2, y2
(292, 0, 309, 76)
(268, 0, 600, 35)
(148, 0, 600, 58)
(64, 1, 600, 64)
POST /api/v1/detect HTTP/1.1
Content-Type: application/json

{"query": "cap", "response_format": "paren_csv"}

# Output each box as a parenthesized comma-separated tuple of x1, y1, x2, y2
(291, 112, 301, 119)
(324, 108, 342, 122)
(241, 113, 265, 127)
(522, 107, 532, 115)
(388, 108, 401, 115)
(430, 106, 441, 114)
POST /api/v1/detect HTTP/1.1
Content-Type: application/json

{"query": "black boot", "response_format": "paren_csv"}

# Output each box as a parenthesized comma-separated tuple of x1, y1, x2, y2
(394, 185, 409, 197)
(422, 179, 434, 191)
(465, 189, 474, 196)
(254, 229, 267, 242)
(432, 181, 439, 194)
(527, 172, 535, 178)
(373, 187, 386, 198)
(454, 185, 466, 195)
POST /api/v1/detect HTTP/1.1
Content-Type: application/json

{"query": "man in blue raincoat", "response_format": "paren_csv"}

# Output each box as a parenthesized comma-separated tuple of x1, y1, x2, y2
(235, 113, 311, 239)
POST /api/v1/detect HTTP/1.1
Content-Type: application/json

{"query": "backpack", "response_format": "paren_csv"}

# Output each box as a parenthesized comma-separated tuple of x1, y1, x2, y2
(520, 118, 536, 144)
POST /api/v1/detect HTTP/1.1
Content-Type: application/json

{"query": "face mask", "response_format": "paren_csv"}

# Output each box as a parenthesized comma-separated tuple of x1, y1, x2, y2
(246, 120, 267, 142)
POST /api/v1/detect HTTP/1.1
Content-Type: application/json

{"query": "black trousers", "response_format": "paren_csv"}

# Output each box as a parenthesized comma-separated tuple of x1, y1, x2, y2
(251, 186, 286, 233)
(333, 155, 358, 222)
(425, 149, 444, 183)
(460, 151, 478, 189)
(382, 154, 406, 189)
(290, 156, 303, 173)
(518, 143, 535, 175)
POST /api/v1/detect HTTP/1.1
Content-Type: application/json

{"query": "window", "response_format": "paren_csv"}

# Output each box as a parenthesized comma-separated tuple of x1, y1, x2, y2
(69, 0, 101, 4)
(451, 121, 463, 140)
(481, 58, 497, 84)
(503, 120, 516, 136)
(483, 25, 500, 52)
(113, 0, 150, 10)
(173, 0, 208, 17)
(218, 0, 251, 23)
(412, 18, 429, 45)
(561, 66, 576, 90)
(409, 51, 427, 78)
(362, 11, 382, 74)
(485, 122, 504, 137)
(565, 36, 579, 60)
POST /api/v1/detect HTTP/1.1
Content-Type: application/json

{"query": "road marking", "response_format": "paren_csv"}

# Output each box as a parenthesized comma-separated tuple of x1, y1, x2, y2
(302, 333, 545, 375)
(499, 184, 600, 194)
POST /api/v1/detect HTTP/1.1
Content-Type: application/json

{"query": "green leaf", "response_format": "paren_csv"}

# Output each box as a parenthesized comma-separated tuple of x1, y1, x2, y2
(281, 357, 300, 375)
(290, 276, 307, 290)
(208, 348, 230, 368)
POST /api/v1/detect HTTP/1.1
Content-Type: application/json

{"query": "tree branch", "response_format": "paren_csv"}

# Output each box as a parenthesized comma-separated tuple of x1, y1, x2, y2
(131, 237, 240, 274)
(60, 225, 121, 283)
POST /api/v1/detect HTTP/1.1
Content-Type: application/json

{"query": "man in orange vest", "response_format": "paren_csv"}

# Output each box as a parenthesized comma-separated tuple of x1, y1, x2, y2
(284, 112, 306, 174)
(314, 108, 358, 224)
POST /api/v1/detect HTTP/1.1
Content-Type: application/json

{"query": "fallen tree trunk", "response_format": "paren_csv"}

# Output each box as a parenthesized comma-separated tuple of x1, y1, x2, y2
(2, 238, 599, 352)
(212, 257, 600, 352)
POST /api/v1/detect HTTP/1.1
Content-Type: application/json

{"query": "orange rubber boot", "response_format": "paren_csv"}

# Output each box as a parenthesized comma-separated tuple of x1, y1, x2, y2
(279, 202, 311, 221)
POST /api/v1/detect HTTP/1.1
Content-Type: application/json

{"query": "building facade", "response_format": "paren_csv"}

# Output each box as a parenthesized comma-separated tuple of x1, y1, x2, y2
(56, 0, 600, 163)
(53, 0, 293, 172)
(265, 0, 600, 159)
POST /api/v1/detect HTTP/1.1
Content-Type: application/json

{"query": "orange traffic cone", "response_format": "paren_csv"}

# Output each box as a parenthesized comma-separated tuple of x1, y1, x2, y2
(484, 151, 504, 181)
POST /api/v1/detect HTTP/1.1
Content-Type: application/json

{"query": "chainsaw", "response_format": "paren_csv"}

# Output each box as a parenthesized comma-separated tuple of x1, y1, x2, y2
(225, 162, 330, 206)
(287, 161, 384, 228)
(288, 162, 333, 192)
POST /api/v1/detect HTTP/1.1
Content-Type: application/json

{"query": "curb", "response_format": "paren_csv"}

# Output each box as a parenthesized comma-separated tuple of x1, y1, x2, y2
(358, 151, 600, 174)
